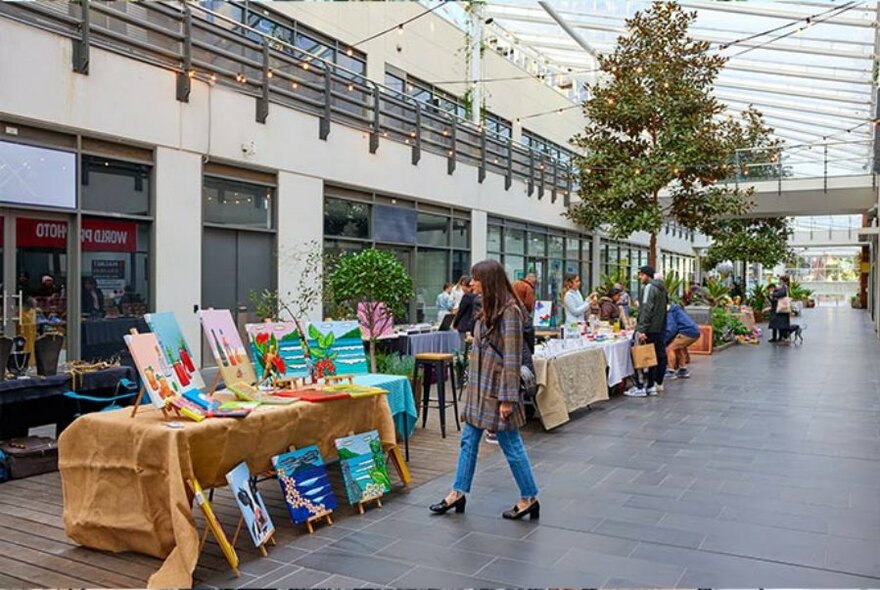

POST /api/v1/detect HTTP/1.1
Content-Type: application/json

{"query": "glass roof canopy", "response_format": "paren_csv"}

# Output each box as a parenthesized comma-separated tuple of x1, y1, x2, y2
(439, 1, 878, 174)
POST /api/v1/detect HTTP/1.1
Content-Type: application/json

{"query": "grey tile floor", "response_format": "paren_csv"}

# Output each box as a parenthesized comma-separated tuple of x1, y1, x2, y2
(203, 307, 880, 588)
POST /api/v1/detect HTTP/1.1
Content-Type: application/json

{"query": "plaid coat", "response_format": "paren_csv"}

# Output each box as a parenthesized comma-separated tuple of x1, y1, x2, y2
(462, 302, 526, 431)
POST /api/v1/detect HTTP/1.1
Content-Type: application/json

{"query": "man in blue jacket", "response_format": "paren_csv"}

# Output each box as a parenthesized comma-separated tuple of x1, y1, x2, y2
(664, 303, 700, 379)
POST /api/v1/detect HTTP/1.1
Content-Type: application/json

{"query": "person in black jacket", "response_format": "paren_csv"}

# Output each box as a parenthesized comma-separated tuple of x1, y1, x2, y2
(768, 276, 791, 343)
(452, 277, 481, 347)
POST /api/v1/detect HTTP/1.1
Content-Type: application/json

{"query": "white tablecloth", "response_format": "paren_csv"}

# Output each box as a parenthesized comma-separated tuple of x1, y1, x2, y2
(537, 338, 633, 387)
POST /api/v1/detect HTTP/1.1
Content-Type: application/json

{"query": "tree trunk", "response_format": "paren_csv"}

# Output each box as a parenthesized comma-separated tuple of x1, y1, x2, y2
(369, 338, 377, 373)
(649, 232, 657, 269)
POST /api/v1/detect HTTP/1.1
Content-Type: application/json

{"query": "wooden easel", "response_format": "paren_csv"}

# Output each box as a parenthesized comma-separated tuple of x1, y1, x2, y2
(387, 445, 411, 487)
(305, 510, 334, 534)
(324, 374, 355, 385)
(231, 516, 277, 557)
(188, 478, 240, 576)
(356, 493, 383, 515)
(128, 328, 172, 419)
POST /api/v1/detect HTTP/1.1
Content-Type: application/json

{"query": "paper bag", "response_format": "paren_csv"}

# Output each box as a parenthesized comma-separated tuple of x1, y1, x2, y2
(631, 342, 658, 369)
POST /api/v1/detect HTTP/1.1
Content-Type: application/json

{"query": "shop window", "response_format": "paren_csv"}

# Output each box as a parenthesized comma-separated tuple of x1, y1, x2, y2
(81, 155, 150, 215)
(324, 197, 370, 239)
(417, 212, 449, 247)
(504, 228, 525, 255)
(204, 177, 273, 229)
(451, 218, 470, 250)
(0, 141, 75, 209)
(487, 225, 502, 253)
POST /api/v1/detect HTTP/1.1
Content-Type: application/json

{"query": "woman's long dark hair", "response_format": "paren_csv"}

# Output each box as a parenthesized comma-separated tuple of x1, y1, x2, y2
(471, 259, 517, 330)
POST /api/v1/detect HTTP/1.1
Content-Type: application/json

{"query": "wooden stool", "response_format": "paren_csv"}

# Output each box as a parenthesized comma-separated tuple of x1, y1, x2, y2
(415, 353, 460, 438)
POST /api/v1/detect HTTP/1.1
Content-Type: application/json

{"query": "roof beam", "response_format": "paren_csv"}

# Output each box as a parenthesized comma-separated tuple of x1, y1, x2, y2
(676, 1, 874, 28)
(713, 80, 872, 106)
(717, 94, 871, 122)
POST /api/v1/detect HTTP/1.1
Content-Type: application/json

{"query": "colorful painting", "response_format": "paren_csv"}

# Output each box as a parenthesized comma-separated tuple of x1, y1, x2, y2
(225, 463, 274, 547)
(245, 322, 307, 379)
(199, 309, 258, 387)
(357, 302, 394, 340)
(144, 312, 205, 391)
(272, 446, 338, 524)
(533, 300, 553, 329)
(307, 321, 368, 378)
(334, 430, 392, 505)
(124, 332, 195, 409)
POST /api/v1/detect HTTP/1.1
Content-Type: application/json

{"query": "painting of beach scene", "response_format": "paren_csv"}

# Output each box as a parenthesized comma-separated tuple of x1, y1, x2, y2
(272, 446, 338, 524)
(307, 321, 368, 378)
(334, 431, 392, 505)
(245, 321, 308, 379)
(145, 312, 206, 391)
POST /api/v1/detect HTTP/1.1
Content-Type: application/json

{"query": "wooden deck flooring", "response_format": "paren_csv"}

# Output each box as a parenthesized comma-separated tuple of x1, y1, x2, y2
(0, 410, 502, 589)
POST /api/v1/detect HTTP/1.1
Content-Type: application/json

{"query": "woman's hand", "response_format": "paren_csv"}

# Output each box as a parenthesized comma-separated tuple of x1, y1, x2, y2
(499, 401, 514, 421)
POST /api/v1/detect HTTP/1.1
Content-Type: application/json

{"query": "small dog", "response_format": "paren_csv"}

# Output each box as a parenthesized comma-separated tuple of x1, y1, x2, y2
(789, 324, 805, 345)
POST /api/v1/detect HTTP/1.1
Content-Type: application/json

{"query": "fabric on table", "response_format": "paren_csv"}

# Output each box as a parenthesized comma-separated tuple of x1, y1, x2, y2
(59, 395, 396, 589)
(534, 346, 609, 430)
(353, 373, 417, 439)
(405, 331, 461, 356)
(603, 339, 634, 387)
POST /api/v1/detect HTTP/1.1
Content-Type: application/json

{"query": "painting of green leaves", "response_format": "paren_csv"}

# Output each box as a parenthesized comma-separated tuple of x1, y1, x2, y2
(307, 321, 368, 378)
(334, 430, 392, 505)
(245, 322, 304, 378)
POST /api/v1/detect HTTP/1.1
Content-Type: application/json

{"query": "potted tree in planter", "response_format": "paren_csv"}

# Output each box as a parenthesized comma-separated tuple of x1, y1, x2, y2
(329, 249, 414, 373)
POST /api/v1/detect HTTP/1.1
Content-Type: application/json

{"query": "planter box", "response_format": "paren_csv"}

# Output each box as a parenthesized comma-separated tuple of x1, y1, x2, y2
(713, 341, 737, 353)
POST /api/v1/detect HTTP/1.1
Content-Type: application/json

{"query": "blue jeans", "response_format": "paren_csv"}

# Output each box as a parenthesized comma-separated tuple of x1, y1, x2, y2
(452, 423, 538, 498)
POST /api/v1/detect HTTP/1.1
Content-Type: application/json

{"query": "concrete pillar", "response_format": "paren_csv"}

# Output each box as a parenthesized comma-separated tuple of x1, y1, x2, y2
(277, 171, 324, 323)
(154, 147, 203, 358)
(471, 209, 488, 263)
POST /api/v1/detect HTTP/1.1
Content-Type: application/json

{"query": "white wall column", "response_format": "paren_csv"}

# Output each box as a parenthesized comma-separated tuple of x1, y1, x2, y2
(277, 171, 324, 323)
(155, 147, 203, 358)
(471, 209, 488, 263)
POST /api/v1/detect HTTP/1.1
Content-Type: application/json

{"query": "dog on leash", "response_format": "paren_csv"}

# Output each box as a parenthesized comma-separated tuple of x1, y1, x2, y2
(789, 324, 805, 345)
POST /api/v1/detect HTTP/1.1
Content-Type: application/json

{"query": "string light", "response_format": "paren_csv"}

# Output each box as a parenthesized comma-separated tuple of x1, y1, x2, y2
(302, 62, 310, 71)
(397, 25, 404, 36)
(346, 48, 354, 57)
(267, 70, 273, 79)
(291, 81, 298, 89)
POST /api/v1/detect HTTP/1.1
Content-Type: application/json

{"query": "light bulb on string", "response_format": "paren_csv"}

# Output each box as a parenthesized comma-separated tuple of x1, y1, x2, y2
(397, 25, 404, 36)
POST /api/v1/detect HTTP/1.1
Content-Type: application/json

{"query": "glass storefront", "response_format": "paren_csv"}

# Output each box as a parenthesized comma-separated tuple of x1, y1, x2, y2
(324, 191, 470, 324)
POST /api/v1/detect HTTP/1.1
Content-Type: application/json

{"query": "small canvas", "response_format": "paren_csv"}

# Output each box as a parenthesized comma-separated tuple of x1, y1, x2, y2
(533, 300, 553, 329)
(357, 302, 394, 340)
(144, 312, 206, 390)
(199, 309, 257, 387)
(273, 446, 338, 524)
(334, 430, 392, 505)
(245, 321, 308, 379)
(225, 462, 274, 547)
(307, 321, 369, 377)
(124, 332, 194, 408)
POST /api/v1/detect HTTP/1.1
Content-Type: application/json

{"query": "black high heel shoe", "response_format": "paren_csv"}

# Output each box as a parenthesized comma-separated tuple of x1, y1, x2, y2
(502, 499, 540, 520)
(429, 494, 466, 515)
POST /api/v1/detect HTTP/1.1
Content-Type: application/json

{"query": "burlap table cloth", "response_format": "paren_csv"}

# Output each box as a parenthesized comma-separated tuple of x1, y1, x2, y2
(59, 396, 396, 589)
(534, 347, 609, 430)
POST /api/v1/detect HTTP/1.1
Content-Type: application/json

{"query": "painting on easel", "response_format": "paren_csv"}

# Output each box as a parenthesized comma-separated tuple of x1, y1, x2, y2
(145, 312, 205, 390)
(198, 309, 257, 387)
(124, 332, 193, 408)
(245, 321, 307, 380)
(225, 463, 275, 548)
(307, 321, 369, 378)
(334, 431, 392, 505)
(273, 446, 338, 524)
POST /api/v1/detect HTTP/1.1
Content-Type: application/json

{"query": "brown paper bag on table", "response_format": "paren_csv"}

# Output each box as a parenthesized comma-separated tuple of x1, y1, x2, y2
(631, 342, 658, 369)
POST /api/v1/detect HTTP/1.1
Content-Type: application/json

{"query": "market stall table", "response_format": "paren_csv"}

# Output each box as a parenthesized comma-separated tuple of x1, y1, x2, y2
(59, 395, 396, 589)
(405, 331, 461, 355)
(0, 366, 136, 438)
(533, 338, 634, 430)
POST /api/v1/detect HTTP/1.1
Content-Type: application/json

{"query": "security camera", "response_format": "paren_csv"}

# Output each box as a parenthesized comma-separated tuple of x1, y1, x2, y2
(241, 140, 256, 156)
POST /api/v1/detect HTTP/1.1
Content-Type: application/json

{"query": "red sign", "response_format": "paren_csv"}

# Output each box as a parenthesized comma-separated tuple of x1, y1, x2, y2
(14, 218, 137, 252)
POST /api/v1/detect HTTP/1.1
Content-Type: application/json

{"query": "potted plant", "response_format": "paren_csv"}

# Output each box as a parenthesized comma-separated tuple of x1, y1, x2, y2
(851, 294, 863, 309)
(329, 248, 414, 373)
(747, 284, 769, 322)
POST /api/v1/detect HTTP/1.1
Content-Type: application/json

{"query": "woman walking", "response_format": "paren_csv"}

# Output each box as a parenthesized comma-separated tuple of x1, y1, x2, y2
(768, 276, 791, 343)
(429, 259, 540, 520)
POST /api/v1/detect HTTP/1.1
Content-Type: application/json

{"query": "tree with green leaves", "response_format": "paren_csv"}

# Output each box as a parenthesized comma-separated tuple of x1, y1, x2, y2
(704, 217, 794, 269)
(567, 1, 779, 266)
(329, 248, 414, 373)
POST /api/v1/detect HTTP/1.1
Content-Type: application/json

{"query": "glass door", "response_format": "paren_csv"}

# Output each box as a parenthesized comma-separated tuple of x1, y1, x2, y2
(1, 211, 74, 368)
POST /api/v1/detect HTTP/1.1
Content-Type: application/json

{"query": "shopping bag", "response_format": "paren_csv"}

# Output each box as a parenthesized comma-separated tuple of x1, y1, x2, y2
(631, 342, 658, 369)
(776, 296, 792, 314)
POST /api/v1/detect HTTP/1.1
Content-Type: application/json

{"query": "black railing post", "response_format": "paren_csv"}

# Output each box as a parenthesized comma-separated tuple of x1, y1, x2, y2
(823, 144, 828, 194)
(319, 63, 332, 140)
(72, 0, 91, 74)
(527, 149, 535, 196)
(551, 159, 559, 203)
(478, 129, 486, 183)
(369, 85, 380, 154)
(538, 155, 545, 200)
(412, 102, 421, 165)
(256, 42, 270, 123)
(447, 119, 457, 175)
(176, 3, 192, 102)
(504, 140, 512, 190)
(777, 153, 782, 196)
(564, 165, 572, 207)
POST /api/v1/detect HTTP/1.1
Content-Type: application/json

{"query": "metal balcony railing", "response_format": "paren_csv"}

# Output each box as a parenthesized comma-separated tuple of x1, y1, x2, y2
(0, 0, 579, 204)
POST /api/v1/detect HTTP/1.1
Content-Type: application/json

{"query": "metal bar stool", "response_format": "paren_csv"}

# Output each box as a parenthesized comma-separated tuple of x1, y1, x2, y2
(414, 352, 460, 438)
